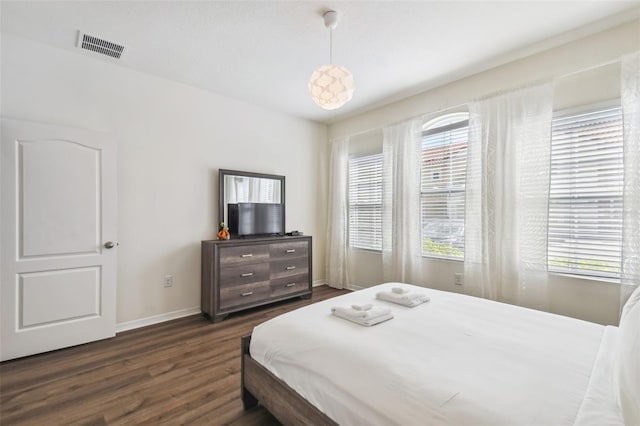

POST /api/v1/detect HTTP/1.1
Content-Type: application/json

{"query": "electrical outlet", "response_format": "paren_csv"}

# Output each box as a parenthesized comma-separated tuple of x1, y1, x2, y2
(454, 273, 463, 286)
(163, 275, 173, 288)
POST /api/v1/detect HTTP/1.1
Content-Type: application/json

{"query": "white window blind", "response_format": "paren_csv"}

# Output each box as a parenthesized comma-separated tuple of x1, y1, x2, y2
(548, 105, 623, 279)
(421, 117, 468, 259)
(348, 154, 383, 251)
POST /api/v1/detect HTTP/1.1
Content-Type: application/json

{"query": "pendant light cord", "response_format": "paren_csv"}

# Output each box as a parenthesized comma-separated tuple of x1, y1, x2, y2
(329, 27, 333, 65)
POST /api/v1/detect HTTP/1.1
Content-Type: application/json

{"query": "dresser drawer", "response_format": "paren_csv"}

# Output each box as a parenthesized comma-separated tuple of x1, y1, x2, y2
(270, 273, 309, 298)
(219, 263, 269, 287)
(270, 256, 309, 280)
(219, 281, 271, 310)
(270, 241, 309, 260)
(219, 244, 269, 267)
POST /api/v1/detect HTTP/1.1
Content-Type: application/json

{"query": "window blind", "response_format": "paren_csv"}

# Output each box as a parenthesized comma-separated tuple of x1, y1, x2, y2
(548, 106, 623, 279)
(349, 154, 383, 251)
(420, 120, 468, 259)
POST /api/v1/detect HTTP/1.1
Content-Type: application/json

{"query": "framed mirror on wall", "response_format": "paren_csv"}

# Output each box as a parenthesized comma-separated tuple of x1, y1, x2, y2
(218, 169, 285, 237)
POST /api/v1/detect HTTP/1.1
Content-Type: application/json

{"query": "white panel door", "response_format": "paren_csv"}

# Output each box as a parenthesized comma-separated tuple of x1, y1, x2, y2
(1, 118, 117, 361)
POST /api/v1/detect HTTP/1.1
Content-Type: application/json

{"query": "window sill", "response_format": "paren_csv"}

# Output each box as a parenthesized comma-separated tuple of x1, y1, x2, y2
(421, 255, 463, 263)
(349, 247, 382, 254)
(549, 271, 620, 285)
(349, 249, 465, 262)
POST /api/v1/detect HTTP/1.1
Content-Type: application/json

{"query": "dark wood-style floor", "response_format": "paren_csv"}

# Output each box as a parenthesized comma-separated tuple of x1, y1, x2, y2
(0, 285, 349, 425)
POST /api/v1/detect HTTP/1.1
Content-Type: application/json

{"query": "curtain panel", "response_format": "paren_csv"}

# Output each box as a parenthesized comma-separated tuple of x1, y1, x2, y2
(326, 136, 350, 289)
(465, 83, 554, 310)
(621, 51, 640, 309)
(382, 119, 423, 283)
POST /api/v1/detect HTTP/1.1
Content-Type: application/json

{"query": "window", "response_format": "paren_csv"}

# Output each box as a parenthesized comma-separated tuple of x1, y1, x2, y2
(548, 105, 623, 279)
(421, 113, 469, 259)
(348, 153, 383, 250)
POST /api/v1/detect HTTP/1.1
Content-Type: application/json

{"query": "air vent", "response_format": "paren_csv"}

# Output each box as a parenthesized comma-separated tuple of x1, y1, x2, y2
(76, 31, 125, 59)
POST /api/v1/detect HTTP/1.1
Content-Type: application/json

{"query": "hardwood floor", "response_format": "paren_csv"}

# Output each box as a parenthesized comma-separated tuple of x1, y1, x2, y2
(0, 285, 349, 425)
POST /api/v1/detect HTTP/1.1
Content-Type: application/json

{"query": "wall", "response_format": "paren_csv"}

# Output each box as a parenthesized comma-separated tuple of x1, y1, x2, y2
(329, 20, 640, 326)
(1, 34, 328, 326)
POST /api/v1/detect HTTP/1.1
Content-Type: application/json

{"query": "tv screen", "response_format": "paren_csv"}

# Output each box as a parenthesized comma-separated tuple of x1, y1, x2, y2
(228, 203, 284, 236)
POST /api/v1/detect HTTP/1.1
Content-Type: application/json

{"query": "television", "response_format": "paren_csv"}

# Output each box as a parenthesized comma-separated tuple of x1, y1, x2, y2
(228, 203, 284, 237)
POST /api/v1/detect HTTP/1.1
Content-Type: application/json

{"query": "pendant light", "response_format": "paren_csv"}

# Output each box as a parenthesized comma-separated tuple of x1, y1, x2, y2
(308, 10, 354, 110)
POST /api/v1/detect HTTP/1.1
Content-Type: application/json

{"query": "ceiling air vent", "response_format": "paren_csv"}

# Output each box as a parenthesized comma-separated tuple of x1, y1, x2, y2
(76, 31, 125, 59)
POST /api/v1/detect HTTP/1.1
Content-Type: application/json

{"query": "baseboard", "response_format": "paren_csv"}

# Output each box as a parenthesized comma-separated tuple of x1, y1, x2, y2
(312, 279, 327, 287)
(346, 284, 364, 291)
(117, 281, 335, 332)
(317, 281, 357, 291)
(116, 306, 201, 333)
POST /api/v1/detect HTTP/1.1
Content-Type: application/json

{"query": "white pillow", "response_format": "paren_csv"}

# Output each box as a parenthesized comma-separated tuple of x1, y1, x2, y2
(615, 290, 640, 426)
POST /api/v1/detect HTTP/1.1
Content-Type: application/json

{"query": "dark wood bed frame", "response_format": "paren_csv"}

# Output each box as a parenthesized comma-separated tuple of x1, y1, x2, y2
(241, 335, 338, 426)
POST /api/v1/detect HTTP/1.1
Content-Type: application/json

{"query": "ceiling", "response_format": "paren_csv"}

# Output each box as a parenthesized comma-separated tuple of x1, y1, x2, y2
(1, 1, 638, 124)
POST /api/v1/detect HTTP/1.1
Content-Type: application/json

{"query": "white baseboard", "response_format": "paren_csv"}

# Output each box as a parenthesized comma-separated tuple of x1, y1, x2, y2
(318, 281, 357, 291)
(312, 279, 327, 287)
(117, 281, 337, 333)
(116, 306, 201, 333)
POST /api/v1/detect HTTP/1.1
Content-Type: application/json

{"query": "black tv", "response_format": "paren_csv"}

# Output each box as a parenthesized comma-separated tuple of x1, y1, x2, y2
(228, 203, 284, 237)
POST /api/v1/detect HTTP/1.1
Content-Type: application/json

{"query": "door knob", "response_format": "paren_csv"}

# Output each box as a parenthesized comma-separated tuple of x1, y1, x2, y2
(104, 241, 116, 249)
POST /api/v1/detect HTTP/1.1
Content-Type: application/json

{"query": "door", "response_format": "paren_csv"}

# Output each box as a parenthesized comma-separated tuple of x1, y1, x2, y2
(1, 118, 117, 361)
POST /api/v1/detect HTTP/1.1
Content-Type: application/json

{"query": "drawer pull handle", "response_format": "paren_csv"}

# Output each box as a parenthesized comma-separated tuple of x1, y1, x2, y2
(241, 254, 253, 258)
(286, 266, 296, 270)
(286, 283, 296, 287)
(241, 272, 254, 277)
(286, 249, 296, 253)
(241, 291, 253, 297)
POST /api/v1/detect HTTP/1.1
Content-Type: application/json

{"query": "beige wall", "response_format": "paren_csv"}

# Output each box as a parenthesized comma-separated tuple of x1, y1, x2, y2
(1, 34, 328, 326)
(331, 20, 640, 326)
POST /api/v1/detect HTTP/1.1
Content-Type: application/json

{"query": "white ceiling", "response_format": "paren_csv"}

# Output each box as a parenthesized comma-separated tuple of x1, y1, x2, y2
(1, 1, 638, 124)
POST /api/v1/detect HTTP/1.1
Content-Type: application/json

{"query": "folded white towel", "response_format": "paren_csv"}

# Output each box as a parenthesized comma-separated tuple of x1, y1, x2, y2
(392, 287, 410, 294)
(351, 303, 373, 311)
(331, 306, 391, 319)
(376, 291, 430, 307)
(332, 310, 394, 327)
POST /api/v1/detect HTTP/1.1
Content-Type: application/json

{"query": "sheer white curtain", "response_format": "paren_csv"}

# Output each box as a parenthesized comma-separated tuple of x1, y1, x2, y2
(382, 119, 422, 283)
(621, 51, 640, 308)
(326, 136, 350, 289)
(465, 83, 554, 309)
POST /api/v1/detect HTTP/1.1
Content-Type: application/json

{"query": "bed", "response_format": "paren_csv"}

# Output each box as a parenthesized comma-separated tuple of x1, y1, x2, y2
(241, 283, 640, 425)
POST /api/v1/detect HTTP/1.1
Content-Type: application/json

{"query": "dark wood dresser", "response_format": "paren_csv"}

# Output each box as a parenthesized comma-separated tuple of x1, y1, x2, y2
(201, 235, 312, 322)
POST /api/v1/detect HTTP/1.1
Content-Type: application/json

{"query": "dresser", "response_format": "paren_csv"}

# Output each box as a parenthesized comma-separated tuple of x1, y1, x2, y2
(201, 236, 312, 322)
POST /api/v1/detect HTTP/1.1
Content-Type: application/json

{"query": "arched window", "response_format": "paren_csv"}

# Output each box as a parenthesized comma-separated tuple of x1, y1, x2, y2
(421, 112, 469, 259)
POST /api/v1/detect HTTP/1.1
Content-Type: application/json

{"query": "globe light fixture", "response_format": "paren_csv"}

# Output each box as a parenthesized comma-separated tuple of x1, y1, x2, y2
(308, 10, 354, 110)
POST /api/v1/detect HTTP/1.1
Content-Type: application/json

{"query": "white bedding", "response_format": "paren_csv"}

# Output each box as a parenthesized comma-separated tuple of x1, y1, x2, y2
(250, 283, 620, 425)
(574, 326, 623, 426)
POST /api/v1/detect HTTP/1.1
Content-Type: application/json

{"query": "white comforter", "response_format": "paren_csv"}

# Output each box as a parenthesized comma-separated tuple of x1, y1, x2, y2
(250, 283, 619, 425)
